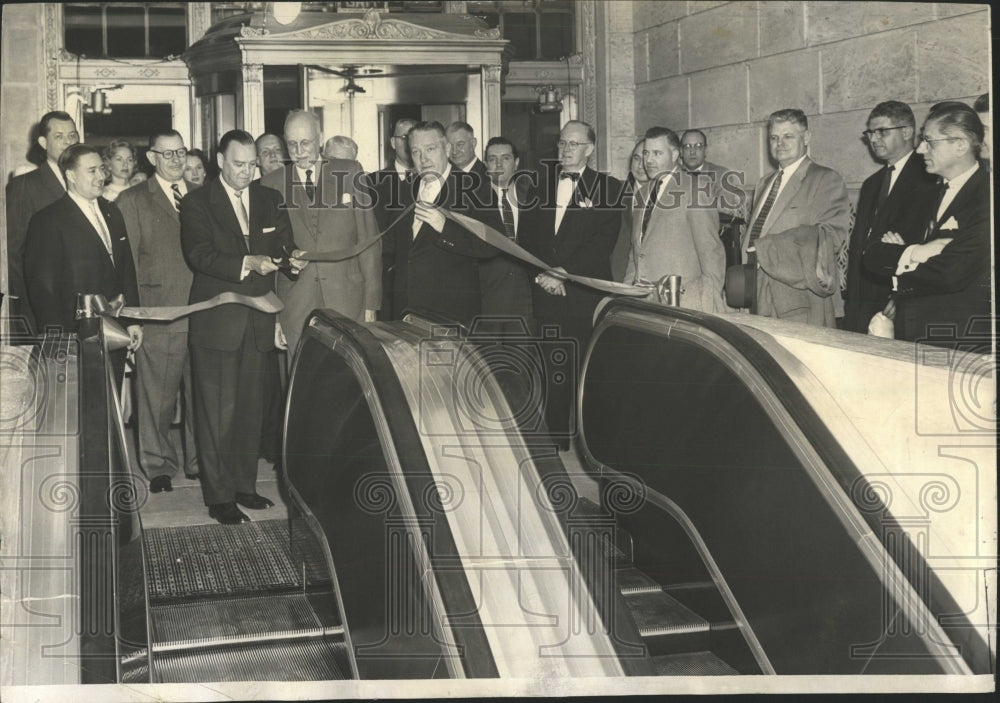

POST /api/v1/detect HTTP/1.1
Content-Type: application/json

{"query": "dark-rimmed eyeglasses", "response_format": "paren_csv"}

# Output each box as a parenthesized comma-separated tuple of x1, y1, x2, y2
(862, 126, 906, 140)
(682, 143, 705, 150)
(149, 147, 188, 160)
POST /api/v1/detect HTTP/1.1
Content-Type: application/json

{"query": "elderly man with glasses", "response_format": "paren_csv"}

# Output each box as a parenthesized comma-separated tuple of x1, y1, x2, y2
(865, 101, 990, 345)
(842, 101, 937, 333)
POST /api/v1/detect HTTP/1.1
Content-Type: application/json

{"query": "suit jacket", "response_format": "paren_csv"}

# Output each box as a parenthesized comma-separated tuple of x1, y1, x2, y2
(6, 163, 65, 300)
(892, 166, 990, 343)
(520, 165, 624, 327)
(743, 157, 850, 327)
(478, 180, 535, 319)
(843, 152, 937, 332)
(180, 178, 295, 352)
(23, 193, 139, 331)
(117, 177, 200, 332)
(262, 159, 381, 350)
(624, 169, 725, 313)
(367, 165, 415, 231)
(387, 168, 498, 325)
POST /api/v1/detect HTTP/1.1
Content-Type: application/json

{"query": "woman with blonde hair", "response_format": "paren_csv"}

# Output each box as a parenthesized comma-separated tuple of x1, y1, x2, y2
(102, 139, 136, 201)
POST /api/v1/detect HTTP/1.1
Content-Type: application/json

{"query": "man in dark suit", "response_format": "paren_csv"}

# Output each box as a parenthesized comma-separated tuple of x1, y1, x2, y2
(842, 101, 937, 333)
(262, 110, 381, 357)
(368, 117, 418, 321)
(446, 121, 490, 193)
(477, 136, 536, 335)
(118, 129, 200, 494)
(6, 111, 80, 331)
(520, 120, 623, 444)
(867, 102, 990, 345)
(180, 130, 302, 525)
(385, 121, 499, 325)
(23, 143, 142, 380)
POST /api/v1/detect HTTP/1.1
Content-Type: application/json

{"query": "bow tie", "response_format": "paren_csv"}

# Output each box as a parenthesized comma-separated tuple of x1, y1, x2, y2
(559, 171, 581, 182)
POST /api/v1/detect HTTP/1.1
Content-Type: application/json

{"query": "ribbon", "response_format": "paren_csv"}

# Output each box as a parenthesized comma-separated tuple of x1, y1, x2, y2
(104, 290, 284, 322)
(298, 203, 416, 262)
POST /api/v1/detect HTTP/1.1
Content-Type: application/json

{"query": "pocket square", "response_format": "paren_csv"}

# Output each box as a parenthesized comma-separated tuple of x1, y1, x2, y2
(263, 226, 276, 233)
(341, 193, 352, 205)
(940, 216, 959, 231)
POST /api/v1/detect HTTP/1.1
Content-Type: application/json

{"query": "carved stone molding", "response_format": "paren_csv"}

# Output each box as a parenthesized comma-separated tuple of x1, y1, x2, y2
(242, 63, 264, 84)
(44, 4, 61, 110)
(264, 10, 474, 42)
(482, 64, 502, 84)
(580, 1, 598, 128)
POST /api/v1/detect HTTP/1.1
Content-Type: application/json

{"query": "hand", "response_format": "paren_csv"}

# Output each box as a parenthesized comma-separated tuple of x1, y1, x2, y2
(274, 322, 288, 351)
(248, 254, 279, 275)
(882, 298, 896, 320)
(880, 231, 905, 245)
(535, 271, 566, 296)
(910, 237, 953, 264)
(414, 201, 446, 233)
(126, 324, 143, 352)
(364, 309, 377, 323)
(289, 248, 308, 273)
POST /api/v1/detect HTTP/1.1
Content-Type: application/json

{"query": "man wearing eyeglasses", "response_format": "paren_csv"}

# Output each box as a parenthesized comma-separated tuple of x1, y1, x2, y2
(117, 129, 201, 495)
(681, 129, 746, 269)
(740, 108, 850, 327)
(843, 102, 937, 333)
(866, 101, 990, 344)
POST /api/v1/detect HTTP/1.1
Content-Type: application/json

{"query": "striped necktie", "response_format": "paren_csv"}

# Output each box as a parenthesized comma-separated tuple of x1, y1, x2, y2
(500, 188, 516, 240)
(748, 169, 784, 251)
(171, 183, 183, 211)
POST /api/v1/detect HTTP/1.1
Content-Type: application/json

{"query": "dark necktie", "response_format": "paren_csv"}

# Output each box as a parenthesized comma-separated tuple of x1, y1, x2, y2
(500, 188, 516, 240)
(747, 169, 784, 252)
(171, 183, 183, 211)
(925, 181, 949, 241)
(559, 171, 580, 182)
(641, 177, 663, 239)
(305, 168, 315, 202)
(876, 164, 894, 211)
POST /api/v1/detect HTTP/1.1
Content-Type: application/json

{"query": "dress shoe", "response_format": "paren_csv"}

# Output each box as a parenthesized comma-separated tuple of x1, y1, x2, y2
(149, 475, 173, 493)
(208, 502, 250, 525)
(235, 492, 275, 510)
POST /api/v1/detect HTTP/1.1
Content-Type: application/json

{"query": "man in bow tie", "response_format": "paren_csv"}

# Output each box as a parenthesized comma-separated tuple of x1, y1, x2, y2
(23, 143, 143, 383)
(117, 129, 201, 494)
(519, 120, 623, 447)
(384, 120, 499, 325)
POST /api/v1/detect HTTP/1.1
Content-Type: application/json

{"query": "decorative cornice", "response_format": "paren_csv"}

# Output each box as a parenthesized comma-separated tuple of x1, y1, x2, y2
(44, 4, 60, 109)
(253, 9, 489, 42)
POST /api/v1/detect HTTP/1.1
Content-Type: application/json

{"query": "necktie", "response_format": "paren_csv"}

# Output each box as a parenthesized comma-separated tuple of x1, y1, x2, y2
(641, 177, 663, 239)
(90, 200, 114, 262)
(925, 181, 949, 241)
(305, 168, 315, 202)
(559, 171, 580, 182)
(500, 188, 516, 240)
(747, 169, 784, 252)
(876, 164, 894, 211)
(234, 189, 250, 249)
(171, 183, 183, 211)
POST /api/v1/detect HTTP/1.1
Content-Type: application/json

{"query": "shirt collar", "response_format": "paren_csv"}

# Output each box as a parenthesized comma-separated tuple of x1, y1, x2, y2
(67, 188, 97, 215)
(295, 162, 319, 182)
(942, 161, 979, 190)
(888, 150, 914, 170)
(218, 177, 247, 201)
(457, 157, 477, 173)
(419, 163, 451, 188)
(394, 160, 411, 180)
(778, 153, 808, 180)
(154, 172, 185, 197)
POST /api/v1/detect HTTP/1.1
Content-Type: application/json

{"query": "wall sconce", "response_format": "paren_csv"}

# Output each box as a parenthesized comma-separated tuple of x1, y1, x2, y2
(535, 85, 562, 113)
(69, 84, 123, 114)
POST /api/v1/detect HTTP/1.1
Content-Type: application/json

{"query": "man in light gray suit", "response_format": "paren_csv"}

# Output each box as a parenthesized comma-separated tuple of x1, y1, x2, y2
(625, 126, 725, 312)
(741, 109, 850, 326)
(261, 110, 381, 359)
(118, 129, 200, 493)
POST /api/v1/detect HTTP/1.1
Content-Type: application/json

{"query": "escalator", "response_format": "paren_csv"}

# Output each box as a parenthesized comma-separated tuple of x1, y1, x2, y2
(5, 299, 992, 683)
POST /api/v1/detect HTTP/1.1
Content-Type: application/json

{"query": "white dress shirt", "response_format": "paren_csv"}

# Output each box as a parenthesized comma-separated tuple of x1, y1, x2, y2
(554, 170, 582, 233)
(413, 164, 451, 238)
(749, 153, 808, 228)
(886, 150, 915, 193)
(154, 173, 187, 205)
(68, 190, 113, 259)
(394, 160, 411, 181)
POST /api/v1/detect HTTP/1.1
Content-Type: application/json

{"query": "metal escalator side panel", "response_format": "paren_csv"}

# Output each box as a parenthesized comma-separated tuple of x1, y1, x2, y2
(367, 322, 625, 678)
(0, 338, 82, 685)
(285, 311, 498, 679)
(578, 300, 973, 675)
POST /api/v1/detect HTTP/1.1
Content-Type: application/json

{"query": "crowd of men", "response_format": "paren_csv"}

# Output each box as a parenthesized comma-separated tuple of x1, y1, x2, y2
(3, 94, 991, 524)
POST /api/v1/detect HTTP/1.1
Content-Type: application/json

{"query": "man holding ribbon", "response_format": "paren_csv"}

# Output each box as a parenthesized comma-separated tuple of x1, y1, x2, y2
(181, 129, 304, 525)
(24, 143, 143, 383)
(118, 129, 201, 495)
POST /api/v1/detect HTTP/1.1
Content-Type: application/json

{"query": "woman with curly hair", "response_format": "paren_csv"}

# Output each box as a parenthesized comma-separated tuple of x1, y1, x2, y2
(102, 139, 136, 201)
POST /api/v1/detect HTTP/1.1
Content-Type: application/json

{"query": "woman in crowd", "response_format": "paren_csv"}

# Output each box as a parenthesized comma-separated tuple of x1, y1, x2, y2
(102, 140, 136, 201)
(184, 148, 209, 185)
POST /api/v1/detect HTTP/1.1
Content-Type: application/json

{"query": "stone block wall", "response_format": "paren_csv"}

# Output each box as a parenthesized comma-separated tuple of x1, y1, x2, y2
(631, 1, 990, 195)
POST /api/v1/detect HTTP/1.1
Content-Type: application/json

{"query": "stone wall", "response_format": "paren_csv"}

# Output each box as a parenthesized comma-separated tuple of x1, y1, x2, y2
(632, 1, 990, 195)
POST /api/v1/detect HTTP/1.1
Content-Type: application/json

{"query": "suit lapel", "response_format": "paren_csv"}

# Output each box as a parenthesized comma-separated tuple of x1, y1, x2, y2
(66, 195, 114, 263)
(935, 167, 982, 235)
(763, 158, 809, 231)
(209, 179, 249, 252)
(149, 177, 180, 223)
(41, 162, 66, 201)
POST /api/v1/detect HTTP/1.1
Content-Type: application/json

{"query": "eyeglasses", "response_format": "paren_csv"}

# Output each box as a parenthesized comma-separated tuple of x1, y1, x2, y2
(682, 143, 705, 150)
(149, 147, 188, 160)
(917, 135, 965, 148)
(557, 140, 593, 150)
(862, 126, 907, 140)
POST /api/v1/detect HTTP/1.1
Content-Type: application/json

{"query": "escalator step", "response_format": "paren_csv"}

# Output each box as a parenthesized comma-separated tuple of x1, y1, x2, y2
(151, 592, 336, 647)
(153, 637, 349, 682)
(616, 566, 662, 595)
(623, 590, 708, 636)
(650, 651, 738, 676)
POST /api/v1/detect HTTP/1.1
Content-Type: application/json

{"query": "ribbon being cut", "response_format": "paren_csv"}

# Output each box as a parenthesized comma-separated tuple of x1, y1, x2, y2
(296, 200, 652, 298)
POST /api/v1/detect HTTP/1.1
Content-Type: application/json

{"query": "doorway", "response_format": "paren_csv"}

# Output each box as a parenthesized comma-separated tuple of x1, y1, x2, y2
(83, 103, 173, 176)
